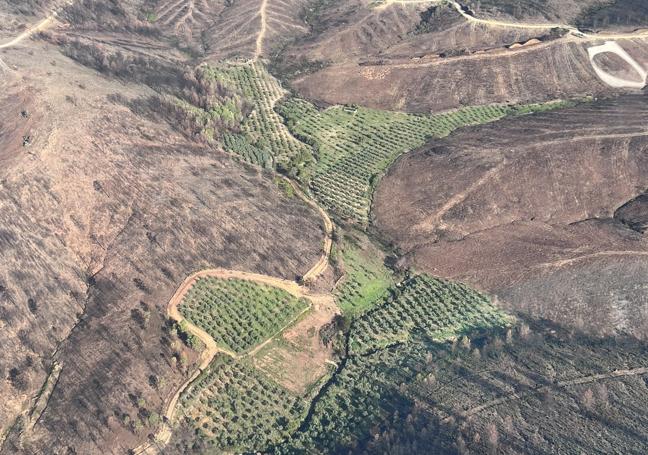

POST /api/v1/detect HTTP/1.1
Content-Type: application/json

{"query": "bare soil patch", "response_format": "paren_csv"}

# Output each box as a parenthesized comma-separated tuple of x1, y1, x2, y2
(593, 51, 645, 83)
(253, 294, 338, 394)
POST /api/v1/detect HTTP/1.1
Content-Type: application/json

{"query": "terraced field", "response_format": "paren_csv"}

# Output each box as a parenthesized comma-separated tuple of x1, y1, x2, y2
(6, 0, 648, 454)
(177, 354, 305, 452)
(161, 269, 335, 454)
(178, 276, 309, 354)
(186, 62, 578, 226)
(168, 234, 510, 454)
(279, 98, 572, 223)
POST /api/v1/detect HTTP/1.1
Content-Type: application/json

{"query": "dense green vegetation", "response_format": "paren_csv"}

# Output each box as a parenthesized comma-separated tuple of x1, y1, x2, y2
(278, 98, 572, 223)
(222, 132, 273, 169)
(172, 259, 647, 455)
(275, 320, 648, 454)
(179, 277, 309, 354)
(177, 354, 305, 452)
(276, 338, 439, 454)
(350, 274, 511, 354)
(268, 273, 511, 453)
(165, 61, 577, 225)
(206, 62, 313, 173)
(333, 235, 395, 316)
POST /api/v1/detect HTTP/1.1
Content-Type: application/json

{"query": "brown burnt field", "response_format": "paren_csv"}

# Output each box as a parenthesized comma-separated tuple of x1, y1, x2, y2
(374, 94, 648, 338)
(277, 1, 648, 112)
(1, 0, 648, 454)
(143, 0, 309, 58)
(0, 10, 323, 454)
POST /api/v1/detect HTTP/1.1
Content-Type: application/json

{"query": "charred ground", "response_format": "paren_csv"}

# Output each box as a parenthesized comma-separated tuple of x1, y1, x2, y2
(1, 0, 648, 454)
(374, 94, 648, 339)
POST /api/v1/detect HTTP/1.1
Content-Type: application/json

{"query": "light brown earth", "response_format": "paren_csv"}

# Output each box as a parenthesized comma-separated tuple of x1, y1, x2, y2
(200, 0, 309, 60)
(292, 36, 648, 112)
(253, 294, 339, 394)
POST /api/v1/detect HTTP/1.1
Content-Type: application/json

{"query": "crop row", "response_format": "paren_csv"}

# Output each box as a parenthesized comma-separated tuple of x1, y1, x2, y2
(275, 274, 514, 452)
(179, 277, 309, 353)
(222, 132, 273, 168)
(211, 62, 311, 168)
(349, 274, 511, 354)
(275, 342, 431, 453)
(179, 354, 304, 452)
(279, 99, 570, 224)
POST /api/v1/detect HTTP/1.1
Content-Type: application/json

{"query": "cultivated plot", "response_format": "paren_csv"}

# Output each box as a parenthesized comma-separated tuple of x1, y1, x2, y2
(279, 98, 571, 224)
(177, 354, 305, 452)
(212, 62, 312, 171)
(178, 276, 310, 354)
(350, 274, 512, 354)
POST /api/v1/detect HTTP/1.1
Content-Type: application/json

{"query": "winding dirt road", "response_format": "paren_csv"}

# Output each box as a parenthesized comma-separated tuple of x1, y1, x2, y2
(0, 6, 63, 74)
(0, 0, 74, 50)
(136, 269, 330, 452)
(133, 179, 334, 454)
(291, 181, 334, 284)
(254, 0, 269, 60)
(587, 41, 647, 89)
(0, 16, 55, 49)
(448, 0, 648, 41)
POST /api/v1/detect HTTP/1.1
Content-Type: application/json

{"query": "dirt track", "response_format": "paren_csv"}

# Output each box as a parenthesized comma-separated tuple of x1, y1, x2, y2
(0, 0, 73, 50)
(135, 269, 329, 452)
(588, 41, 647, 89)
(133, 180, 334, 454)
(292, 181, 334, 283)
(448, 0, 648, 41)
(450, 367, 648, 421)
(0, 16, 55, 49)
(254, 0, 269, 59)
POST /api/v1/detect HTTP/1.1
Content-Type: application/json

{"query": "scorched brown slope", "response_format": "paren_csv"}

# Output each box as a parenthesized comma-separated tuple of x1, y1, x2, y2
(374, 94, 648, 338)
(281, 2, 648, 112)
(0, 34, 322, 454)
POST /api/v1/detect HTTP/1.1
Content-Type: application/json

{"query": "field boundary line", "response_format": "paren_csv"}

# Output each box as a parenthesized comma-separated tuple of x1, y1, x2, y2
(132, 182, 334, 454)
